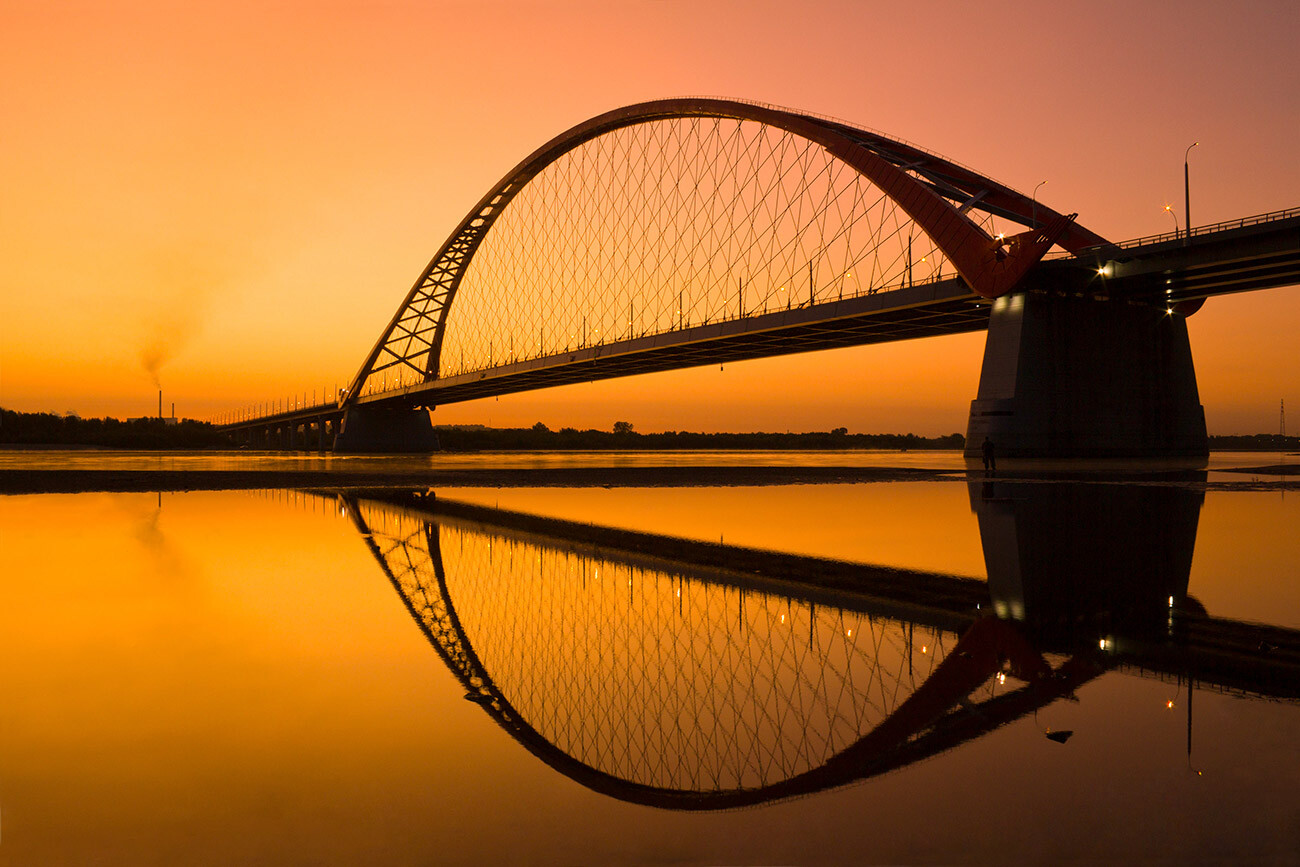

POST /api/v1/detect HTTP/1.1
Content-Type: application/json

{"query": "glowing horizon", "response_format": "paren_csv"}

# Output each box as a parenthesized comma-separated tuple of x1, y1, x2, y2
(2, 0, 1296, 435)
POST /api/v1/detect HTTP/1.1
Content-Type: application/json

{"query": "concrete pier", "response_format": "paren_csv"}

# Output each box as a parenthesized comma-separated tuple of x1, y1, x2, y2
(334, 405, 440, 453)
(965, 292, 1208, 459)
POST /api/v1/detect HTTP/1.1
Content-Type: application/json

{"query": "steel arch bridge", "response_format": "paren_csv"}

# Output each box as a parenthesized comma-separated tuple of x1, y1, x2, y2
(345, 98, 1103, 406)
(219, 98, 1300, 455)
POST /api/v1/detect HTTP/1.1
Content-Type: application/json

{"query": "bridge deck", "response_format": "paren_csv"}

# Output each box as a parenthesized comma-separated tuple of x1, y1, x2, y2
(220, 211, 1298, 431)
(362, 277, 985, 409)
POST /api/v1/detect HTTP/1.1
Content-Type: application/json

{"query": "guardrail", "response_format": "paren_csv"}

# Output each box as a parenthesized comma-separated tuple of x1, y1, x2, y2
(1048, 206, 1300, 259)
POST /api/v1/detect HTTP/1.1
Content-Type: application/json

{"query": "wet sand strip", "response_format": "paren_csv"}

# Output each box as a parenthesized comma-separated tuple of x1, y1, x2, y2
(5, 465, 1297, 494)
(0, 465, 957, 494)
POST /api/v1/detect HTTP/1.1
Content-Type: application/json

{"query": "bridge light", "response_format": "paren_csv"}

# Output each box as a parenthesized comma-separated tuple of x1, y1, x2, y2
(997, 673, 1007, 685)
(921, 645, 928, 654)
(1167, 700, 1175, 709)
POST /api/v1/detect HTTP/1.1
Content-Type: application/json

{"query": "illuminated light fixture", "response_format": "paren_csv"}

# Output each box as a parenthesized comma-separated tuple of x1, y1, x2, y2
(921, 645, 928, 654)
(846, 628, 853, 637)
(1167, 700, 1175, 709)
(1096, 266, 1108, 276)
(997, 673, 1007, 684)
(1169, 596, 1175, 607)
(1099, 638, 1110, 650)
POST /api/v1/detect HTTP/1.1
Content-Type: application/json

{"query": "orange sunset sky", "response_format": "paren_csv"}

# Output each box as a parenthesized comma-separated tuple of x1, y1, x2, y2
(2, 0, 1296, 435)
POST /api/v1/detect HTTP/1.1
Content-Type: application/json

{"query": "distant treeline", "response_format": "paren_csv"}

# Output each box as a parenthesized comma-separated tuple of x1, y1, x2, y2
(0, 409, 230, 449)
(434, 423, 966, 451)
(1207, 434, 1300, 451)
(5, 407, 1294, 452)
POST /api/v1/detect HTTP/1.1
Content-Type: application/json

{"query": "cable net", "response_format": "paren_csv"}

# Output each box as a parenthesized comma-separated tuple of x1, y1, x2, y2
(358, 116, 1007, 394)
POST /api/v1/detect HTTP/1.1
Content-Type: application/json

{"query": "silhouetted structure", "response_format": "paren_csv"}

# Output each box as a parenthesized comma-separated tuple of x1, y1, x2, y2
(308, 485, 1299, 810)
(216, 99, 1300, 455)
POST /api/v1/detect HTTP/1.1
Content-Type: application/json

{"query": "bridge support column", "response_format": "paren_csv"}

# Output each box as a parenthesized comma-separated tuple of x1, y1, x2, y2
(964, 292, 1207, 459)
(334, 405, 440, 453)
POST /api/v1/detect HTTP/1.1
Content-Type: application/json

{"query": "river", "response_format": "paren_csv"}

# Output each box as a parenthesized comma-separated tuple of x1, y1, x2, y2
(0, 450, 1296, 864)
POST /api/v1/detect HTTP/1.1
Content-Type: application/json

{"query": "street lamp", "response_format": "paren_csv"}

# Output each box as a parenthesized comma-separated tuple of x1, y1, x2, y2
(1184, 142, 1198, 246)
(1032, 180, 1047, 228)
(1164, 203, 1179, 237)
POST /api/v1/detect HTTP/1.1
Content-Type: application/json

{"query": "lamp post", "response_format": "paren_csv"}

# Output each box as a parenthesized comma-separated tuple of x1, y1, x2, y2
(1031, 180, 1047, 228)
(1183, 142, 1198, 246)
(1164, 203, 1179, 237)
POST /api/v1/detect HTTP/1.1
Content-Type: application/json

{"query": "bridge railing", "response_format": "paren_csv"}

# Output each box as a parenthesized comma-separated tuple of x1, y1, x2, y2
(1046, 205, 1300, 260)
(213, 391, 343, 427)
(354, 268, 972, 399)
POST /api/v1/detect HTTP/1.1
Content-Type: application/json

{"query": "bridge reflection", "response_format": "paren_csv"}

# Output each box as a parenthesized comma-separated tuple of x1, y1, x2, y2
(327, 483, 1298, 810)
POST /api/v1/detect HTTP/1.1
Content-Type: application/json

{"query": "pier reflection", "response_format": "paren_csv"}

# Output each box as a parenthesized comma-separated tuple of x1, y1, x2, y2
(332, 482, 1299, 810)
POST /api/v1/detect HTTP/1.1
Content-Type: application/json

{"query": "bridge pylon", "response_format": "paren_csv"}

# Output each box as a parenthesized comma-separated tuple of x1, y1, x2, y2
(333, 405, 439, 453)
(964, 290, 1208, 459)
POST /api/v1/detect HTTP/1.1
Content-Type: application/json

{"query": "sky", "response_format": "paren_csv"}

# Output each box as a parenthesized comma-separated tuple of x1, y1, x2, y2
(2, 0, 1297, 435)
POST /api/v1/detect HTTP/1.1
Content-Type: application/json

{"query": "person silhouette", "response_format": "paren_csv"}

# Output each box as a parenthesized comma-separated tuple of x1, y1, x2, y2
(981, 436, 996, 475)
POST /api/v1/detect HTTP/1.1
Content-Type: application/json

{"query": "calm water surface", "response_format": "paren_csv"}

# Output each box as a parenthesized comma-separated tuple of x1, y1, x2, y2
(1, 454, 1296, 865)
(1, 447, 1292, 475)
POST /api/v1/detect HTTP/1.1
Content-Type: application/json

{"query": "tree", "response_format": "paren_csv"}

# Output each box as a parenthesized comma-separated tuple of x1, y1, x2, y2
(831, 427, 848, 436)
(531, 422, 550, 432)
(613, 420, 634, 435)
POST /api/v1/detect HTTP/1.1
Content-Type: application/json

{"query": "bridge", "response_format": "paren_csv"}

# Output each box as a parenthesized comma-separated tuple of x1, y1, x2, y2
(217, 98, 1300, 456)
(313, 486, 1299, 810)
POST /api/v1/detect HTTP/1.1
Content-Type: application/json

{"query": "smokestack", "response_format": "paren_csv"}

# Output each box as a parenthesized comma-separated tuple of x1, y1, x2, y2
(158, 390, 163, 420)
(171, 402, 175, 420)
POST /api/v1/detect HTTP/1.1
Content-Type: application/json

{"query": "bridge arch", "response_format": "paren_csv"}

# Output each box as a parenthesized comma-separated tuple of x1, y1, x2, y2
(345, 98, 1108, 403)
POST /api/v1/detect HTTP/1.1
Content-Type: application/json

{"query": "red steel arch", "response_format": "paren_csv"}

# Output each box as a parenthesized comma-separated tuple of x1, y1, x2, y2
(345, 98, 1110, 406)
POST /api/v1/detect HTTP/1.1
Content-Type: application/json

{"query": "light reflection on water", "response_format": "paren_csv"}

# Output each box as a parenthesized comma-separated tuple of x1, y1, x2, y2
(0, 473, 1296, 864)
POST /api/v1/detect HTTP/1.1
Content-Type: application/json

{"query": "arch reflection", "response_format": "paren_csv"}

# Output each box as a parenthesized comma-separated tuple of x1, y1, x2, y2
(339, 491, 1107, 809)
(326, 483, 1297, 810)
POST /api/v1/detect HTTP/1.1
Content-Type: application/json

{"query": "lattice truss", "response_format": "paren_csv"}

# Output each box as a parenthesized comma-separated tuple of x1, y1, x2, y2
(356, 117, 1011, 396)
(356, 502, 1016, 796)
